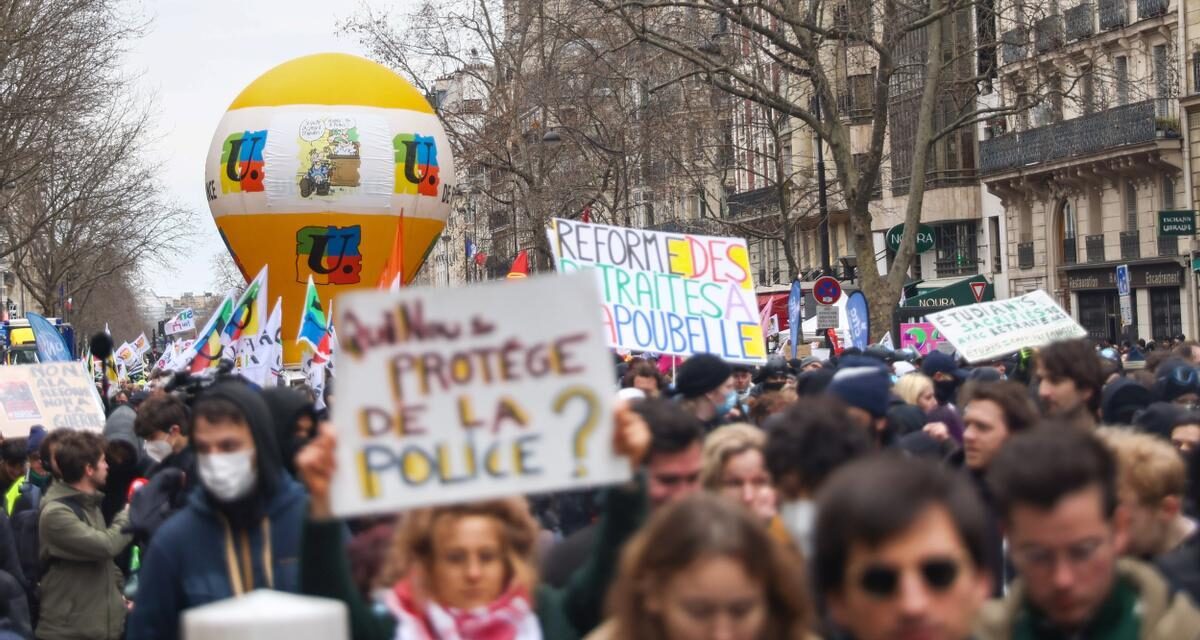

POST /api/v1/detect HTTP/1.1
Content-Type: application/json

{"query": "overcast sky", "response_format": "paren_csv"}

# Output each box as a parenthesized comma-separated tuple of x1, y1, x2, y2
(129, 0, 410, 298)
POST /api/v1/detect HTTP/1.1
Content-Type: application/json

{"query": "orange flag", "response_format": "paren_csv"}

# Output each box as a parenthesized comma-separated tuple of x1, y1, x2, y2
(506, 249, 529, 279)
(376, 218, 405, 289)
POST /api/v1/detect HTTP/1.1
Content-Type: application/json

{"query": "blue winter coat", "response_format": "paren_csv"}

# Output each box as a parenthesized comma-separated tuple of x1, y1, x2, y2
(125, 472, 308, 640)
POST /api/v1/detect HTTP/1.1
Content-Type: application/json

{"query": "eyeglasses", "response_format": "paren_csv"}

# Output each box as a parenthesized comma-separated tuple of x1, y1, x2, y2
(1012, 538, 1105, 572)
(858, 558, 960, 598)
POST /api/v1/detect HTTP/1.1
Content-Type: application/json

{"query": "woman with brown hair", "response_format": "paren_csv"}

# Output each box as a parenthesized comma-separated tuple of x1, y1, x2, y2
(296, 405, 651, 640)
(588, 492, 813, 640)
(700, 424, 776, 524)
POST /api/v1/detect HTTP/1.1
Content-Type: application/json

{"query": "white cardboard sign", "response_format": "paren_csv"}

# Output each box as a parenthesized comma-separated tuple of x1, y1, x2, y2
(329, 272, 629, 516)
(0, 363, 105, 436)
(926, 289, 1087, 363)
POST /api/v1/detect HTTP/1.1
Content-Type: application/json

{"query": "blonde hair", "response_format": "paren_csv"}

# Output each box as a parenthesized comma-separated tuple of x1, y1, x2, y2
(1096, 427, 1186, 505)
(701, 423, 767, 491)
(607, 493, 812, 640)
(894, 373, 934, 407)
(377, 498, 540, 599)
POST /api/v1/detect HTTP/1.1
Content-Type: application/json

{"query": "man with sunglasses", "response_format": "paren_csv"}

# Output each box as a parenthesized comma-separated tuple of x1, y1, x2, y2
(814, 454, 992, 640)
(980, 426, 1200, 639)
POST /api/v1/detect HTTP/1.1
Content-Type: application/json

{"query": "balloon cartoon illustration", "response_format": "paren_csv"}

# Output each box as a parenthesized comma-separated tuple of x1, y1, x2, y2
(206, 53, 455, 364)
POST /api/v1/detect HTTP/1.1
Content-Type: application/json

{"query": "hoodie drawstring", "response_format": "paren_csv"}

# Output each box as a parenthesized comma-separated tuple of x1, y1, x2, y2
(220, 515, 274, 596)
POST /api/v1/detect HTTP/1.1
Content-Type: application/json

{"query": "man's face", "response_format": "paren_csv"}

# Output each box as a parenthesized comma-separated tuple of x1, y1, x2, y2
(2, 459, 25, 484)
(1170, 424, 1200, 453)
(192, 416, 256, 457)
(830, 505, 990, 640)
(633, 375, 660, 397)
(732, 370, 752, 392)
(1119, 488, 1175, 558)
(28, 454, 46, 477)
(1036, 365, 1091, 418)
(1007, 486, 1125, 630)
(646, 441, 703, 508)
(962, 400, 1010, 470)
(85, 454, 109, 490)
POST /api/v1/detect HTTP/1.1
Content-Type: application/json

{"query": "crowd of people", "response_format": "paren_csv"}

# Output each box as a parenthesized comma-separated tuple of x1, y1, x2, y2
(1, 336, 1200, 639)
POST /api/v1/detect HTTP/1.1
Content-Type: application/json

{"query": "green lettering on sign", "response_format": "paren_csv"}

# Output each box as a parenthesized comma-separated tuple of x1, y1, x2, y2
(886, 223, 936, 253)
(1158, 210, 1196, 237)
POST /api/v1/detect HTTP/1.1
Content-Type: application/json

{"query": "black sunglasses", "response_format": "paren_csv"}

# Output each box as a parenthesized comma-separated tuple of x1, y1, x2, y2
(859, 558, 960, 597)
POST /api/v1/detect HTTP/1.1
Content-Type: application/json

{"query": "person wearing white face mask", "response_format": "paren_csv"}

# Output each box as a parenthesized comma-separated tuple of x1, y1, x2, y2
(133, 394, 193, 472)
(762, 397, 872, 557)
(127, 381, 307, 640)
(673, 354, 742, 430)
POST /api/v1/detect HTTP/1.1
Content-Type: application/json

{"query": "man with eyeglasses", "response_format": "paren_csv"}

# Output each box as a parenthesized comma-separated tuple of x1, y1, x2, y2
(814, 454, 992, 640)
(541, 398, 704, 586)
(980, 426, 1200, 639)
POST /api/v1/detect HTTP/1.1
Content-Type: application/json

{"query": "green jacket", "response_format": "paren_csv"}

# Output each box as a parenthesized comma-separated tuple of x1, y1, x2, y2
(975, 558, 1200, 640)
(36, 482, 132, 640)
(301, 483, 647, 640)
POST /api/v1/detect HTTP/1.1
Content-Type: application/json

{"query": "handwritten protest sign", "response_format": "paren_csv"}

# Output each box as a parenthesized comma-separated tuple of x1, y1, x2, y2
(0, 363, 105, 436)
(899, 322, 947, 356)
(926, 290, 1087, 363)
(329, 272, 629, 516)
(547, 218, 766, 364)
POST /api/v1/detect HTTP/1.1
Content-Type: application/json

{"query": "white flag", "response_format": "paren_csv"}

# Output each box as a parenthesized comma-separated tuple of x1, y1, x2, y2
(236, 297, 282, 388)
(302, 350, 327, 411)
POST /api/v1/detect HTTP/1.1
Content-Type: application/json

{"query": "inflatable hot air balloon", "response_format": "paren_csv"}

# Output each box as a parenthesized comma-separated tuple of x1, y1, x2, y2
(206, 53, 455, 364)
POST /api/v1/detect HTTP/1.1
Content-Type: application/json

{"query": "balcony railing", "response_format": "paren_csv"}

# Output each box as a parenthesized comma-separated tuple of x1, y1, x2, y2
(1035, 15, 1065, 53)
(1062, 236, 1078, 264)
(980, 99, 1179, 174)
(1085, 234, 1106, 263)
(1158, 234, 1180, 256)
(1001, 29, 1027, 65)
(1066, 3, 1095, 40)
(1137, 0, 1167, 19)
(1099, 0, 1127, 29)
(1121, 230, 1141, 259)
(890, 168, 977, 197)
(1018, 242, 1035, 269)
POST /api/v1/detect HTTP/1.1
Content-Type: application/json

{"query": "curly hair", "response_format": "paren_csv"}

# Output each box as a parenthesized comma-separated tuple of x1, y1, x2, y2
(606, 493, 812, 640)
(376, 498, 541, 599)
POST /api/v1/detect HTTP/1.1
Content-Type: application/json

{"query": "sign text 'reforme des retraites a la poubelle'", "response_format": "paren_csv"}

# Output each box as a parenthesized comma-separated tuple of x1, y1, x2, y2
(548, 218, 767, 364)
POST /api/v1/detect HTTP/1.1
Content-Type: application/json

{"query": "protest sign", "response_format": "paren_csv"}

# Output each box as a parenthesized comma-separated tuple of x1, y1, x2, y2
(133, 333, 151, 355)
(926, 290, 1087, 363)
(0, 363, 105, 436)
(165, 308, 196, 335)
(329, 271, 629, 516)
(547, 218, 766, 364)
(899, 322, 947, 356)
(115, 342, 139, 367)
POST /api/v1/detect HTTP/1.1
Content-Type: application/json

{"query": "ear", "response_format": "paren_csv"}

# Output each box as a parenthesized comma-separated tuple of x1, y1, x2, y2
(1111, 503, 1131, 555)
(1161, 495, 1182, 519)
(827, 591, 849, 628)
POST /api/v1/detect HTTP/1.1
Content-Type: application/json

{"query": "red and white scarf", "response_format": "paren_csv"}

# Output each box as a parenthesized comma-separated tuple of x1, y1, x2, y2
(386, 580, 542, 640)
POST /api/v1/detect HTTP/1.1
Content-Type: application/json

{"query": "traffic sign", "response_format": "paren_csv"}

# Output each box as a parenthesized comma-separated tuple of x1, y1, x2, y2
(1116, 264, 1130, 297)
(817, 305, 840, 329)
(969, 281, 986, 303)
(813, 276, 842, 305)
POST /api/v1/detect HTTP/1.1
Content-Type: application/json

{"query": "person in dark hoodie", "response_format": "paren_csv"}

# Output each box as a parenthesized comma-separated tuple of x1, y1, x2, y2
(261, 387, 317, 476)
(126, 380, 307, 640)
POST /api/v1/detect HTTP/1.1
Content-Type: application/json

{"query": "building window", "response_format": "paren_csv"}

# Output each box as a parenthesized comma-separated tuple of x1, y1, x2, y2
(1124, 180, 1138, 231)
(1150, 288, 1182, 341)
(935, 220, 979, 277)
(1088, 189, 1103, 235)
(1018, 202, 1033, 242)
(1154, 44, 1170, 111)
(1115, 56, 1129, 106)
(989, 216, 1002, 272)
(847, 73, 874, 117)
(831, 223, 841, 259)
(1081, 66, 1096, 115)
(1163, 175, 1177, 210)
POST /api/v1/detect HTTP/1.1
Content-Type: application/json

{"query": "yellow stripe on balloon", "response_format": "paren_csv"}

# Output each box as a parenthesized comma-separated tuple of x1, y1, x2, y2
(227, 53, 435, 113)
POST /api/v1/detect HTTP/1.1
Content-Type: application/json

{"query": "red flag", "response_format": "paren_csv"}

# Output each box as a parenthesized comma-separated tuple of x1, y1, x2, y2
(506, 250, 529, 279)
(474, 252, 487, 266)
(581, 205, 592, 224)
(376, 218, 405, 288)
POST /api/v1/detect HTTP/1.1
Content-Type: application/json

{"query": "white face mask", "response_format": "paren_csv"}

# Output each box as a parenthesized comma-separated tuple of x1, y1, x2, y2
(779, 499, 817, 557)
(197, 450, 257, 502)
(143, 438, 173, 463)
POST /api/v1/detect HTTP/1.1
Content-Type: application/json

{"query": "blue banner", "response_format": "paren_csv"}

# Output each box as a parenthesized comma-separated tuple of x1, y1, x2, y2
(788, 280, 803, 359)
(846, 291, 870, 350)
(26, 312, 72, 362)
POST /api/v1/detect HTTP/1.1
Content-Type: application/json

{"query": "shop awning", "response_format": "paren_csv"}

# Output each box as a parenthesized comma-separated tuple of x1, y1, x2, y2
(903, 274, 993, 308)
